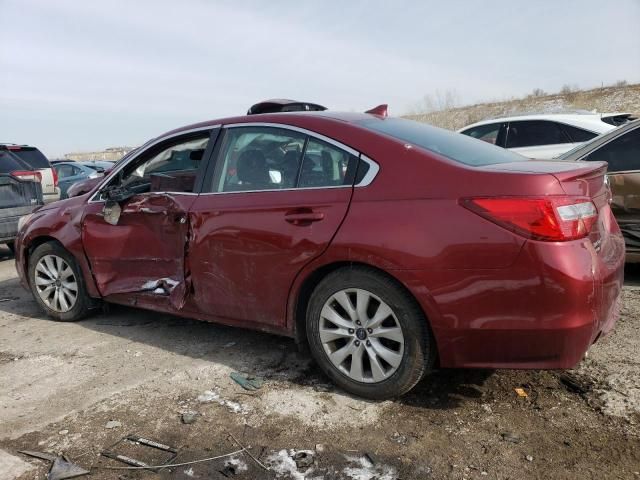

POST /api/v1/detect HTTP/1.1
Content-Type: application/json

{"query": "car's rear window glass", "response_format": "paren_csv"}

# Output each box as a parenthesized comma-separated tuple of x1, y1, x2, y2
(10, 148, 50, 168)
(358, 118, 526, 166)
(561, 124, 598, 143)
(0, 151, 31, 173)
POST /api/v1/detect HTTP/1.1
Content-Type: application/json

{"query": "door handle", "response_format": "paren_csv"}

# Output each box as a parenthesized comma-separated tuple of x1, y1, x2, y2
(284, 210, 325, 225)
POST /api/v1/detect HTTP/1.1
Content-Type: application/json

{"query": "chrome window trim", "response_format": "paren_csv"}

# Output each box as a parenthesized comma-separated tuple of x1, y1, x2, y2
(199, 185, 351, 196)
(357, 155, 379, 187)
(88, 125, 219, 203)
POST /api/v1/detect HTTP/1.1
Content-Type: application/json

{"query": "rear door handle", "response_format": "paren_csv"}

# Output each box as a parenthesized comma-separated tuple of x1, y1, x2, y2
(285, 210, 325, 225)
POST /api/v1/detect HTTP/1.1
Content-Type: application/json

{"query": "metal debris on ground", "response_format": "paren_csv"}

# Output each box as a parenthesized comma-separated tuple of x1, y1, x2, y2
(501, 432, 522, 444)
(230, 372, 264, 391)
(19, 451, 90, 480)
(101, 434, 178, 473)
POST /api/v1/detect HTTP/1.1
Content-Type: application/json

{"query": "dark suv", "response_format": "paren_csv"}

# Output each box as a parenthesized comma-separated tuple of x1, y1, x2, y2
(0, 150, 43, 252)
(0, 144, 59, 204)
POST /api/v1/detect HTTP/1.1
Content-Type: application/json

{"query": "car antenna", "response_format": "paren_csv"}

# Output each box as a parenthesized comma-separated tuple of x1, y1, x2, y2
(365, 104, 388, 117)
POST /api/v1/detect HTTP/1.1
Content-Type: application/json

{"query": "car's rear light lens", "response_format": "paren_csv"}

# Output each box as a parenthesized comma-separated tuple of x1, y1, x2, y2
(52, 167, 58, 187)
(11, 170, 42, 182)
(462, 196, 597, 241)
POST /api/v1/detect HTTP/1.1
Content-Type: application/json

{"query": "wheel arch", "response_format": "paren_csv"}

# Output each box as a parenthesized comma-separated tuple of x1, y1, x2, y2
(290, 261, 440, 363)
(23, 236, 64, 286)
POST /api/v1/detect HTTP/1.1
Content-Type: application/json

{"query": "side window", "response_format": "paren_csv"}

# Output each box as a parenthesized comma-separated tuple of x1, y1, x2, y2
(112, 134, 209, 194)
(299, 139, 358, 188)
(215, 127, 306, 192)
(561, 124, 598, 143)
(56, 164, 75, 179)
(71, 166, 82, 176)
(583, 128, 640, 172)
(461, 123, 503, 146)
(506, 121, 571, 148)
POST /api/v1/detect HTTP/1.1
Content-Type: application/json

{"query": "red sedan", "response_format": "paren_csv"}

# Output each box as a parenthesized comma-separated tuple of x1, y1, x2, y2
(14, 108, 624, 399)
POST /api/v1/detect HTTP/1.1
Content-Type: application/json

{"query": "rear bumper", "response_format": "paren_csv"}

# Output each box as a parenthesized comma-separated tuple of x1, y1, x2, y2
(0, 206, 38, 244)
(395, 232, 625, 369)
(43, 189, 61, 204)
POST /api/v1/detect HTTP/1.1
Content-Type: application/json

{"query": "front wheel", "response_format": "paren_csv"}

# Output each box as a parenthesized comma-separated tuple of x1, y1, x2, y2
(306, 267, 435, 400)
(28, 242, 93, 321)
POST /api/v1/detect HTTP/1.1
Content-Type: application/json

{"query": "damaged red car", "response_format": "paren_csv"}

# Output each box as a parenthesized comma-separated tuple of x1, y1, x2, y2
(14, 108, 624, 399)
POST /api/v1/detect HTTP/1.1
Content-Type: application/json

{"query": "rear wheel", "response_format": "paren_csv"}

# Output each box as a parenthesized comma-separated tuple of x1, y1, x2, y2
(306, 267, 435, 399)
(28, 242, 93, 321)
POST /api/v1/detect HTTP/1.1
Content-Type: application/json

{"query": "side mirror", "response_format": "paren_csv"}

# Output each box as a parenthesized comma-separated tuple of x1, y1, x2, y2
(102, 201, 122, 225)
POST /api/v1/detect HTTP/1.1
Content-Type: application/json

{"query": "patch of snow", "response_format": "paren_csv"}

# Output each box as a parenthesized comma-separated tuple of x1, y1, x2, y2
(342, 454, 397, 480)
(196, 389, 249, 414)
(224, 455, 248, 473)
(266, 449, 314, 480)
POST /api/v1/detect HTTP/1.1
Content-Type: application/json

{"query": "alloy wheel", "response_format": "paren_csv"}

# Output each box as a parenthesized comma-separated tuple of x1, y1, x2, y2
(319, 288, 405, 383)
(34, 254, 78, 313)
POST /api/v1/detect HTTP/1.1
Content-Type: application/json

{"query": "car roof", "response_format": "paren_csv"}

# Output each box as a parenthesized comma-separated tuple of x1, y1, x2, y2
(459, 113, 621, 134)
(559, 118, 640, 161)
(156, 111, 379, 141)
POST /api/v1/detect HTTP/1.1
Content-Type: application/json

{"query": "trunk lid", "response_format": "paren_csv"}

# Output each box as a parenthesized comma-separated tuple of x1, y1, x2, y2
(481, 160, 613, 247)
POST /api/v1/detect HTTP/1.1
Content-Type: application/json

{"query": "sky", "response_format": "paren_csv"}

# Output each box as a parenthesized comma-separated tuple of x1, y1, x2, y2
(1, 0, 639, 158)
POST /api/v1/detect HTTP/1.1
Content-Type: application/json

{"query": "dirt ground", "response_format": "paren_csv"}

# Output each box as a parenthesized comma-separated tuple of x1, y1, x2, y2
(0, 244, 639, 480)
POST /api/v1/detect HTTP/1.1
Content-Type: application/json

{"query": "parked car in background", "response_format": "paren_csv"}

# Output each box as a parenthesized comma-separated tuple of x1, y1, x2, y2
(559, 119, 640, 262)
(0, 144, 59, 203)
(65, 155, 133, 199)
(53, 161, 112, 198)
(458, 113, 636, 159)
(15, 107, 624, 399)
(0, 150, 43, 252)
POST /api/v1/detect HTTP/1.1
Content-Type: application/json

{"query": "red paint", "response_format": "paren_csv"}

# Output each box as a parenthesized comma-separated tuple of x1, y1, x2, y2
(14, 112, 625, 371)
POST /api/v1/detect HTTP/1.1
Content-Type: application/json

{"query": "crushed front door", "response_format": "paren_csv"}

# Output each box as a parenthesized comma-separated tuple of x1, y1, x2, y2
(81, 192, 196, 309)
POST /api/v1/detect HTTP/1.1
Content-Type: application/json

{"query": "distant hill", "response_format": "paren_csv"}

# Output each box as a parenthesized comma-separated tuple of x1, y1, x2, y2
(405, 83, 640, 131)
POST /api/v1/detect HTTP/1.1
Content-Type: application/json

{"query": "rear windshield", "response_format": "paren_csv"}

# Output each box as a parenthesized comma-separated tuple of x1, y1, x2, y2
(0, 151, 31, 174)
(8, 147, 50, 168)
(358, 117, 528, 166)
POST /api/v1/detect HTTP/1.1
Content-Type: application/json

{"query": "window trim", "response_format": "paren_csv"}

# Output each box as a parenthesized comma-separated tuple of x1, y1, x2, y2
(201, 122, 379, 195)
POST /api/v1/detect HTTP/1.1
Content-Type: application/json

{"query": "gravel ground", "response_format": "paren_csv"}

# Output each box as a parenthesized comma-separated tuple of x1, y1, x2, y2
(0, 244, 639, 480)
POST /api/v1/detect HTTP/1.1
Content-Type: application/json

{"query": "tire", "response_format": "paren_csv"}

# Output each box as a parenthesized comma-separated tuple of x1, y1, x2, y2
(28, 242, 93, 322)
(306, 266, 435, 400)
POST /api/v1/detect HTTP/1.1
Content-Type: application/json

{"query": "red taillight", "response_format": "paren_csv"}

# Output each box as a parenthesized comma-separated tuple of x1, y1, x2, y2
(51, 167, 58, 187)
(462, 196, 598, 241)
(11, 170, 42, 183)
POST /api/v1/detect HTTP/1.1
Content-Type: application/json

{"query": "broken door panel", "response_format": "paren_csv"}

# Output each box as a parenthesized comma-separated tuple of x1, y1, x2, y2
(81, 193, 196, 308)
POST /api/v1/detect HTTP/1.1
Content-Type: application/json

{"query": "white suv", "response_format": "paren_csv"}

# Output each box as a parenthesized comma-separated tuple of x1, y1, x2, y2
(459, 113, 635, 159)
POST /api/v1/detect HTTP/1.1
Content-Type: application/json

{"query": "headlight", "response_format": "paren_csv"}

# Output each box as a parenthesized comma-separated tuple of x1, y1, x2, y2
(89, 172, 100, 179)
(17, 213, 33, 232)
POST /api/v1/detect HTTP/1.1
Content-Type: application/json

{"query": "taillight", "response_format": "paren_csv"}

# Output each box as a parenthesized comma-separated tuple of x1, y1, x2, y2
(52, 167, 58, 187)
(462, 196, 598, 241)
(11, 170, 42, 182)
